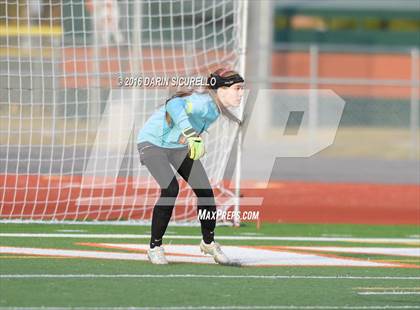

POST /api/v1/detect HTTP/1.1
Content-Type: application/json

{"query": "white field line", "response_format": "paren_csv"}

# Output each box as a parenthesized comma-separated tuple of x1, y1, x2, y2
(0, 233, 419, 244)
(355, 287, 420, 290)
(284, 246, 420, 257)
(0, 306, 419, 310)
(357, 292, 420, 295)
(1, 274, 420, 280)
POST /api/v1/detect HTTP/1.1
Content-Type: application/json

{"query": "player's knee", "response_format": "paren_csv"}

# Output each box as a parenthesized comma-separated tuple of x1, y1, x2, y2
(195, 187, 214, 198)
(195, 188, 215, 206)
(161, 180, 179, 198)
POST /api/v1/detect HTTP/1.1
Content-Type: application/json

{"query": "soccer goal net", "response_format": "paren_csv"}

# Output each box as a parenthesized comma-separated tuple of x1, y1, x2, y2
(0, 0, 247, 223)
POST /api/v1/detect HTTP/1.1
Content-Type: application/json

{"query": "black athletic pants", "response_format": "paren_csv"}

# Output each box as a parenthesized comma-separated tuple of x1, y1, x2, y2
(138, 142, 216, 248)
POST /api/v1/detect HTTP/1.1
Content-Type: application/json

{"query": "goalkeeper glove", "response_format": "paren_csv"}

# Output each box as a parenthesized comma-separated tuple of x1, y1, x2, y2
(182, 127, 205, 160)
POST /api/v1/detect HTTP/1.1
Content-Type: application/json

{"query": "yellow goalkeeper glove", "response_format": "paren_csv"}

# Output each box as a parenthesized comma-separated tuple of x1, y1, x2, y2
(182, 128, 205, 160)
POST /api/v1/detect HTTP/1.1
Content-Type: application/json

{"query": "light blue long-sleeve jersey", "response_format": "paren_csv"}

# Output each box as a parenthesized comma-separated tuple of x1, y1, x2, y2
(137, 92, 220, 148)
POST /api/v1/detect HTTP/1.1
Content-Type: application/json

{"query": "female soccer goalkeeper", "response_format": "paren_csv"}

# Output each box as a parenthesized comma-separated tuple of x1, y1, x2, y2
(137, 68, 244, 265)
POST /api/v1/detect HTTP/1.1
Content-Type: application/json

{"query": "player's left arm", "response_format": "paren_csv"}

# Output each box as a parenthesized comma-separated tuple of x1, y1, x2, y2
(166, 98, 205, 160)
(165, 97, 194, 131)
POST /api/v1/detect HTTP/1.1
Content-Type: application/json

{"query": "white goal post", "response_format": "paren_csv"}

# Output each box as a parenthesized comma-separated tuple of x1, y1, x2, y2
(0, 0, 248, 224)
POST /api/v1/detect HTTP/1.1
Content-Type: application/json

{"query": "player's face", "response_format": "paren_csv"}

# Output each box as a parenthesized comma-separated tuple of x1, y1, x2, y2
(217, 83, 244, 108)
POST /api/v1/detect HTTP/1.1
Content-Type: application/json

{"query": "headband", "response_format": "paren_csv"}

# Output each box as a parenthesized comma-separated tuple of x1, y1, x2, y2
(207, 72, 244, 90)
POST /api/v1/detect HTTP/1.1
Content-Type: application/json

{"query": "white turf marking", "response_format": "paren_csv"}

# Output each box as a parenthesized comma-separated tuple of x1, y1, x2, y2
(0, 245, 402, 267)
(284, 246, 420, 257)
(0, 306, 419, 310)
(356, 287, 420, 290)
(357, 292, 420, 295)
(0, 233, 419, 244)
(1, 274, 420, 280)
(98, 243, 399, 267)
